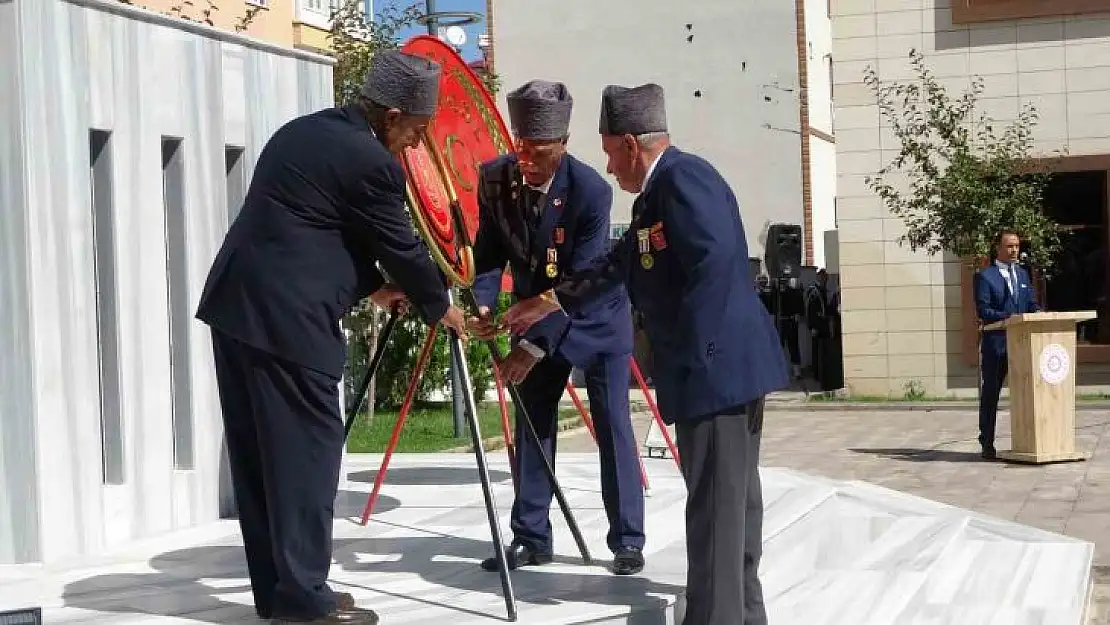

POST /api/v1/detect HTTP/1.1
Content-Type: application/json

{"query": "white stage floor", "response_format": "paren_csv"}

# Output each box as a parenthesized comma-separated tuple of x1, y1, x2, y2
(0, 453, 1095, 624)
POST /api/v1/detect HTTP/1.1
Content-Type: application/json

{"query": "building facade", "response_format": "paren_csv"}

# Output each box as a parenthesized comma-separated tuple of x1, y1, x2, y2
(0, 0, 333, 564)
(834, 0, 1110, 396)
(801, 0, 839, 269)
(124, 0, 370, 52)
(490, 0, 826, 263)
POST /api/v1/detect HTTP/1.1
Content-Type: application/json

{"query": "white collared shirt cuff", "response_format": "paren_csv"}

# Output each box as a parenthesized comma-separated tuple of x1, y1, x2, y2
(518, 339, 546, 360)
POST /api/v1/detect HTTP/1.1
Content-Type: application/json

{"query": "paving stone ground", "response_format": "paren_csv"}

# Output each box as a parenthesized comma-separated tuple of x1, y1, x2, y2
(555, 404, 1110, 623)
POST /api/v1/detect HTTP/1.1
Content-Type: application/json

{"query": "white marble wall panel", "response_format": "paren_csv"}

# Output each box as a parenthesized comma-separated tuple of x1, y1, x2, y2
(0, 0, 43, 566)
(0, 0, 334, 565)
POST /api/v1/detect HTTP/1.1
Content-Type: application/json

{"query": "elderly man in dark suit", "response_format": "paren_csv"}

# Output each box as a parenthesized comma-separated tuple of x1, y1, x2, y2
(196, 51, 468, 625)
(467, 80, 646, 576)
(974, 229, 1041, 460)
(503, 83, 789, 625)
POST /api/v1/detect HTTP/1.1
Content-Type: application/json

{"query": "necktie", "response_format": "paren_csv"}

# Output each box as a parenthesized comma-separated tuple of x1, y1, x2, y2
(1008, 264, 1017, 295)
(528, 188, 544, 220)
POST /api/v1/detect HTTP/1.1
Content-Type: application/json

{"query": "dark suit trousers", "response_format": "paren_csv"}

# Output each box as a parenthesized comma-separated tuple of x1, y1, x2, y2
(979, 350, 1009, 449)
(511, 353, 645, 554)
(210, 330, 344, 619)
(676, 398, 767, 625)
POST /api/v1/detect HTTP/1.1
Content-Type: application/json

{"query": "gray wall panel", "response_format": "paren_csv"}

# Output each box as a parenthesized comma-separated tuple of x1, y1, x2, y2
(0, 0, 43, 565)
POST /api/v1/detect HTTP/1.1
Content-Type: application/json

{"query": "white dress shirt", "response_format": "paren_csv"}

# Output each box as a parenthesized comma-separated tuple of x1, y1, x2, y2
(995, 259, 1017, 295)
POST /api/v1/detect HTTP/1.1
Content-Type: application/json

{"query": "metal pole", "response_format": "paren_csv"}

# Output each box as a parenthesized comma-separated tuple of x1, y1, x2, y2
(446, 291, 518, 621)
(450, 288, 465, 437)
(425, 0, 436, 35)
(343, 311, 401, 440)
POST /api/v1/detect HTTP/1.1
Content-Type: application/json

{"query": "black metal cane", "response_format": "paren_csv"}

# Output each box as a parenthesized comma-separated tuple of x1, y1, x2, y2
(459, 288, 593, 566)
(343, 310, 401, 440)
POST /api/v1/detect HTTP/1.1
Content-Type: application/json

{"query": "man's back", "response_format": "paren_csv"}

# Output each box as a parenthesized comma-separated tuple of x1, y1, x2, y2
(629, 147, 788, 422)
(196, 105, 438, 377)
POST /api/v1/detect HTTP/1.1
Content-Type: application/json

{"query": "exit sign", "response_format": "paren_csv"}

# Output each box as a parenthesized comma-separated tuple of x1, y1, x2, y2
(0, 608, 41, 625)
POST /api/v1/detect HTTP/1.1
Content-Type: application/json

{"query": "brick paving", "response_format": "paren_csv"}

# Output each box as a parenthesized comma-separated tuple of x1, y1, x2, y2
(555, 403, 1110, 623)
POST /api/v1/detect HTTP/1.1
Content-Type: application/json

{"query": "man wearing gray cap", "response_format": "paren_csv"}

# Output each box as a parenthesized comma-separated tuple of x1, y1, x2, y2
(466, 79, 646, 576)
(196, 50, 468, 625)
(503, 83, 789, 625)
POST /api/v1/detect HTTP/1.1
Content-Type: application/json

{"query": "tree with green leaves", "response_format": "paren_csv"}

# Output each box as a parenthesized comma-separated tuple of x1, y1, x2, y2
(863, 49, 1061, 271)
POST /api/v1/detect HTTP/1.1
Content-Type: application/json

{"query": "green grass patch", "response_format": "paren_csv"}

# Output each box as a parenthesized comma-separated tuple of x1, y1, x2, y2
(346, 401, 581, 453)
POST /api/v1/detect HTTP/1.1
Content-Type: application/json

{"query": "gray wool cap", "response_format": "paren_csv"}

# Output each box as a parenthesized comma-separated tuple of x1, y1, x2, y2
(360, 50, 442, 117)
(598, 83, 668, 136)
(506, 79, 574, 140)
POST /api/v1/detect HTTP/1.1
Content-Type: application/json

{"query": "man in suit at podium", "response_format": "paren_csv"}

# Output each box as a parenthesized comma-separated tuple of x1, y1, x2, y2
(975, 230, 1041, 460)
(467, 79, 647, 576)
(196, 51, 468, 625)
(502, 83, 790, 625)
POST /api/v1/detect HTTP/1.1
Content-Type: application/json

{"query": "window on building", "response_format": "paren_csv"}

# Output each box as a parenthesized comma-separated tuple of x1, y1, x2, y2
(90, 129, 125, 486)
(304, 0, 339, 14)
(951, 0, 1108, 24)
(225, 146, 246, 226)
(162, 137, 194, 471)
(1038, 170, 1108, 344)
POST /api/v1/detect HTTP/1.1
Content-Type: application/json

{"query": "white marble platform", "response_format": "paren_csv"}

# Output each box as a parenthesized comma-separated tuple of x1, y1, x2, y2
(0, 453, 1094, 624)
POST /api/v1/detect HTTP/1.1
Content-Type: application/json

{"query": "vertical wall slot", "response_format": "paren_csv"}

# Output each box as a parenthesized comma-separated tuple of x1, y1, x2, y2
(162, 137, 194, 470)
(224, 146, 246, 226)
(89, 129, 125, 486)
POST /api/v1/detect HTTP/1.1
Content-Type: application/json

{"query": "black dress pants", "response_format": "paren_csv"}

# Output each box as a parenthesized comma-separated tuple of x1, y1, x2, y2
(675, 398, 767, 625)
(211, 330, 345, 620)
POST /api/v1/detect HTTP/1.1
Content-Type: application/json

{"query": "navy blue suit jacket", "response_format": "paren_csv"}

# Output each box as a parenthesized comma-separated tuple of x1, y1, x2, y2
(975, 263, 1041, 357)
(472, 153, 634, 367)
(548, 146, 789, 423)
(196, 105, 450, 379)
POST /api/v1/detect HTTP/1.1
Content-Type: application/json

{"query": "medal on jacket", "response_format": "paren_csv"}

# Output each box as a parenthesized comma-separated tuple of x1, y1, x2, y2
(545, 247, 558, 278)
(554, 227, 565, 245)
(638, 229, 654, 269)
(650, 222, 668, 250)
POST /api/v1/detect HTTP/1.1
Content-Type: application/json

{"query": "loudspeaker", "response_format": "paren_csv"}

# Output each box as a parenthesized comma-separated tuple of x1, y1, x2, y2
(748, 257, 762, 282)
(765, 223, 802, 280)
(799, 265, 818, 289)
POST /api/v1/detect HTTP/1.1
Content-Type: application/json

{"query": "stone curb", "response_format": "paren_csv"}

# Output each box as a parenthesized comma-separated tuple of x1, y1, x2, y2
(763, 400, 1110, 412)
(444, 414, 588, 453)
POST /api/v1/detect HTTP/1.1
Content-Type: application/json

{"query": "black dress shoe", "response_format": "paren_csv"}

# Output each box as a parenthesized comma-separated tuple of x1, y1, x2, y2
(270, 607, 378, 624)
(480, 541, 553, 571)
(612, 546, 645, 576)
(981, 447, 997, 460)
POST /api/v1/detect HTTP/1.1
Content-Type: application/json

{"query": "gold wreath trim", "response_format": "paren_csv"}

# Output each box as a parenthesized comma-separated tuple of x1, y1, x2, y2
(405, 177, 476, 287)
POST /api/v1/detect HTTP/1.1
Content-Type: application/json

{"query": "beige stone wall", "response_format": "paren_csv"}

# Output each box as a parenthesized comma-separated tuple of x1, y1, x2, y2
(832, 0, 1110, 397)
(131, 0, 296, 45)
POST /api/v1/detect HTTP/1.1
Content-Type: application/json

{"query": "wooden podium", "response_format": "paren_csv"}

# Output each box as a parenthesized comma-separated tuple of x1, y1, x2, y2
(983, 311, 1095, 464)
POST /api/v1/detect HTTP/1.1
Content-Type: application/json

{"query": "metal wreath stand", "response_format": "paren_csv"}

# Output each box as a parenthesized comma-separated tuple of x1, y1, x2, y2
(339, 35, 680, 622)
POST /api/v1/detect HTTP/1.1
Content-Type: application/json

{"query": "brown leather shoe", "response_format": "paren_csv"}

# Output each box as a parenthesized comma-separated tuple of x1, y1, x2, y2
(270, 607, 378, 624)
